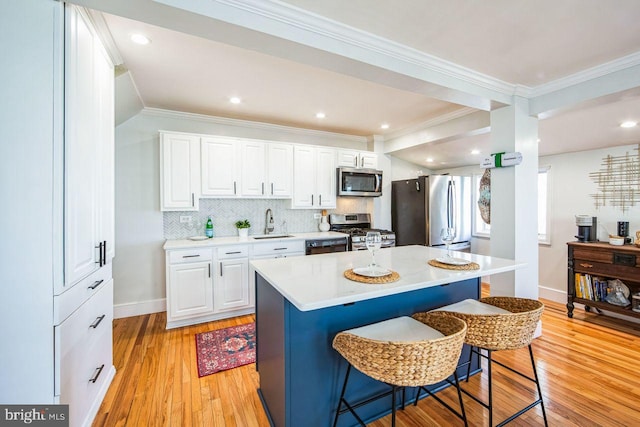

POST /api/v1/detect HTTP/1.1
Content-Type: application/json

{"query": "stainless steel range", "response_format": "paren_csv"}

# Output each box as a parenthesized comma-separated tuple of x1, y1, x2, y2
(328, 213, 396, 251)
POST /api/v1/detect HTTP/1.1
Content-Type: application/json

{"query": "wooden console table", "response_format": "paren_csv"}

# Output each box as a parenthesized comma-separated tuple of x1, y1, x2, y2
(567, 242, 640, 319)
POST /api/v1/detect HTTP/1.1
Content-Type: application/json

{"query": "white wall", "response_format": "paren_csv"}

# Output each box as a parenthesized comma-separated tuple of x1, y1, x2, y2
(114, 108, 371, 312)
(444, 144, 640, 302)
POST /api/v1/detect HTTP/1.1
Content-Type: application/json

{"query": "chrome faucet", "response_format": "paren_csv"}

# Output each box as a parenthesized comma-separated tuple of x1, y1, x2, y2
(265, 209, 275, 235)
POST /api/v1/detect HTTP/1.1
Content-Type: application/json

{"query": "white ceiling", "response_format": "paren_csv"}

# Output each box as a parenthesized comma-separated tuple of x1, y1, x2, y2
(95, 0, 640, 170)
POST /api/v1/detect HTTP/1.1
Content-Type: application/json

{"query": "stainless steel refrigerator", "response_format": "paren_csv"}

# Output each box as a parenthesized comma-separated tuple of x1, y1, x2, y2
(391, 175, 471, 250)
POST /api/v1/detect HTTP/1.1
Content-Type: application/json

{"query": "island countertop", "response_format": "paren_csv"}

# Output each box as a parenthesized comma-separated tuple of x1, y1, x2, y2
(251, 245, 526, 311)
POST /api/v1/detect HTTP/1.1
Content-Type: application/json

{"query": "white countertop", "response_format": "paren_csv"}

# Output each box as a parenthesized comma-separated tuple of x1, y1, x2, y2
(251, 245, 526, 311)
(163, 231, 348, 250)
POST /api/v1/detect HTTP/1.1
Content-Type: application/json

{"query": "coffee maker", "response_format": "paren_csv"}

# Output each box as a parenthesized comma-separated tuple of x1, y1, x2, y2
(575, 215, 598, 242)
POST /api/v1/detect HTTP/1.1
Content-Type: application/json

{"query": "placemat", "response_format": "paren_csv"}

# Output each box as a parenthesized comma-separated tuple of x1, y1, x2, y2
(344, 269, 400, 284)
(428, 259, 480, 270)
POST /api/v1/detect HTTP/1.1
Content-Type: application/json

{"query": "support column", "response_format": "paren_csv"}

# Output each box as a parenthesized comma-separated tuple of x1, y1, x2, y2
(370, 134, 392, 230)
(489, 96, 539, 299)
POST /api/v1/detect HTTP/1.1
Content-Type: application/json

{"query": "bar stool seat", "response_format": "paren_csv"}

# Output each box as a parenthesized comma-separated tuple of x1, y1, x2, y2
(332, 313, 468, 427)
(434, 297, 548, 426)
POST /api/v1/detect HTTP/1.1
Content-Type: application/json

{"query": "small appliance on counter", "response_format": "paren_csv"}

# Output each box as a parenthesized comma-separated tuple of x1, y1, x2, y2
(575, 215, 598, 242)
(617, 221, 631, 244)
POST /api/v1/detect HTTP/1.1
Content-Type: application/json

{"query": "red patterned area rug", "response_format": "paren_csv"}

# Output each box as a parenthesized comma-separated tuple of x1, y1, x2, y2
(195, 322, 256, 377)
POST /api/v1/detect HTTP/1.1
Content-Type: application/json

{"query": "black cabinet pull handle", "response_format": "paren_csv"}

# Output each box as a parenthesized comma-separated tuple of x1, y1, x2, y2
(103, 240, 107, 265)
(271, 183, 274, 195)
(192, 193, 195, 206)
(95, 242, 104, 266)
(311, 194, 314, 205)
(262, 182, 264, 194)
(274, 247, 287, 251)
(208, 263, 211, 278)
(220, 263, 223, 277)
(319, 194, 322, 205)
(90, 315, 106, 329)
(89, 364, 105, 383)
(182, 254, 200, 258)
(225, 251, 241, 255)
(234, 181, 237, 195)
(88, 280, 104, 290)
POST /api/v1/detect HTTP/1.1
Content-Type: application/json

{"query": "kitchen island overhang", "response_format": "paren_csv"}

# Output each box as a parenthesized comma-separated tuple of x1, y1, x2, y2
(251, 245, 525, 427)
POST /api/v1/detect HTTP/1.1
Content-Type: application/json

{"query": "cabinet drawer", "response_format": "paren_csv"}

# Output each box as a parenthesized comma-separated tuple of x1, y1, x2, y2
(572, 247, 613, 263)
(55, 280, 113, 424)
(54, 263, 111, 325)
(168, 248, 213, 264)
(253, 240, 304, 256)
(573, 259, 640, 283)
(216, 245, 249, 259)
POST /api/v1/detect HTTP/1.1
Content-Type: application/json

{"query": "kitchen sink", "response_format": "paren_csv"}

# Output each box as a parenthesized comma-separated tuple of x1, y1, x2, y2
(252, 234, 294, 240)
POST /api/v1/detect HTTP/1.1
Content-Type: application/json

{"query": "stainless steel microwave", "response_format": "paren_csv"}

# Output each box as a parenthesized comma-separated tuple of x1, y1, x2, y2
(337, 167, 383, 197)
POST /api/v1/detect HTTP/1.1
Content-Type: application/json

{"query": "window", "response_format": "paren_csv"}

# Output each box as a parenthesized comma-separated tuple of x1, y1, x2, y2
(472, 167, 551, 244)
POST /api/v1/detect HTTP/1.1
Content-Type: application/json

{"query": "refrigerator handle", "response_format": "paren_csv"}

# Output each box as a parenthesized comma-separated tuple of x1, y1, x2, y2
(447, 180, 455, 228)
(415, 181, 420, 192)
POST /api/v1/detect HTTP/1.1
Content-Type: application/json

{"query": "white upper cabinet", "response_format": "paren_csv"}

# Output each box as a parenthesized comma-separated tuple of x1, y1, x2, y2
(200, 137, 292, 199)
(337, 149, 378, 169)
(266, 143, 293, 198)
(201, 136, 240, 197)
(64, 7, 115, 287)
(240, 141, 266, 196)
(292, 145, 337, 209)
(160, 132, 201, 211)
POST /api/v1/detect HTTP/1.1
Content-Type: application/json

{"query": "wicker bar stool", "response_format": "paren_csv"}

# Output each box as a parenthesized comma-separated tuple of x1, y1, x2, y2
(332, 312, 468, 427)
(434, 297, 548, 427)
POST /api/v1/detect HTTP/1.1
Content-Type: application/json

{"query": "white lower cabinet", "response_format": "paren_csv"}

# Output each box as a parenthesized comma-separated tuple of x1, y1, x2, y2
(166, 248, 214, 326)
(215, 246, 251, 312)
(165, 245, 253, 329)
(55, 279, 114, 427)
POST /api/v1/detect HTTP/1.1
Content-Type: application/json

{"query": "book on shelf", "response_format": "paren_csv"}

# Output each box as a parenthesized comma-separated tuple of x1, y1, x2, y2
(574, 273, 611, 302)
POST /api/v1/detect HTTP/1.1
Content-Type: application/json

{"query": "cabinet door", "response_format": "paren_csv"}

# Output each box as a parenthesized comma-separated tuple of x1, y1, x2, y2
(360, 152, 378, 169)
(316, 147, 337, 208)
(201, 136, 239, 197)
(160, 133, 200, 211)
(216, 258, 250, 311)
(337, 149, 359, 168)
(240, 141, 266, 196)
(95, 37, 115, 261)
(168, 261, 214, 319)
(65, 8, 99, 285)
(292, 145, 316, 208)
(267, 143, 293, 198)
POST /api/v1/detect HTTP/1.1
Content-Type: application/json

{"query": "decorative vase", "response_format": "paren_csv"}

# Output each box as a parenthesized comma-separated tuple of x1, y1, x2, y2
(238, 228, 249, 238)
(319, 216, 330, 232)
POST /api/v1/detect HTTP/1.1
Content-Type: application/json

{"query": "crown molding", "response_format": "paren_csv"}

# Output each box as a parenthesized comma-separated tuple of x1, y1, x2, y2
(384, 107, 480, 141)
(531, 50, 640, 97)
(141, 107, 368, 143)
(85, 8, 124, 66)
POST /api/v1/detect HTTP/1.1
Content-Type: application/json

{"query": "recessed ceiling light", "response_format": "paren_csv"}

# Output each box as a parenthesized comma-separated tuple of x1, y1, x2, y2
(316, 112, 326, 119)
(620, 121, 638, 128)
(470, 149, 480, 155)
(380, 123, 390, 130)
(426, 158, 434, 163)
(130, 33, 150, 45)
(229, 97, 241, 104)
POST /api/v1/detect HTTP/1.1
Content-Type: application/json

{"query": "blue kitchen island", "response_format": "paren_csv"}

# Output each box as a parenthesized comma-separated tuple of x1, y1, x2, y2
(250, 245, 524, 427)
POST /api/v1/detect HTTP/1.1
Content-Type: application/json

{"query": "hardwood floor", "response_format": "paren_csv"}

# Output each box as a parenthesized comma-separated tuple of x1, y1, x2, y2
(94, 294, 640, 426)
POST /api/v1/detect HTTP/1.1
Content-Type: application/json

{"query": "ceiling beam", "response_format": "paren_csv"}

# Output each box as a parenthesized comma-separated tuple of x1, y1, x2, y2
(384, 110, 490, 154)
(70, 0, 514, 110)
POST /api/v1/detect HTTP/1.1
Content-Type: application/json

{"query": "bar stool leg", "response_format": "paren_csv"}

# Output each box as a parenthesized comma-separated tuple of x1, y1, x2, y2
(487, 349, 493, 427)
(529, 345, 549, 427)
(391, 385, 397, 427)
(465, 345, 474, 382)
(453, 370, 469, 427)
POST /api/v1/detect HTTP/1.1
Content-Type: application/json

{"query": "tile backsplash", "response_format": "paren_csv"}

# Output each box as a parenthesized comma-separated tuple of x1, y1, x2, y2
(163, 198, 370, 239)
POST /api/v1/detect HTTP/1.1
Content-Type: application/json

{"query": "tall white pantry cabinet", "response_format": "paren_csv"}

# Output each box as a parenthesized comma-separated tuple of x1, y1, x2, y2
(0, 2, 115, 426)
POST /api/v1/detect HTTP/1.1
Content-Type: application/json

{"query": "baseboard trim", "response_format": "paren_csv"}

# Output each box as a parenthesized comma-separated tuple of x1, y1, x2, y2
(114, 298, 166, 319)
(538, 285, 566, 304)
